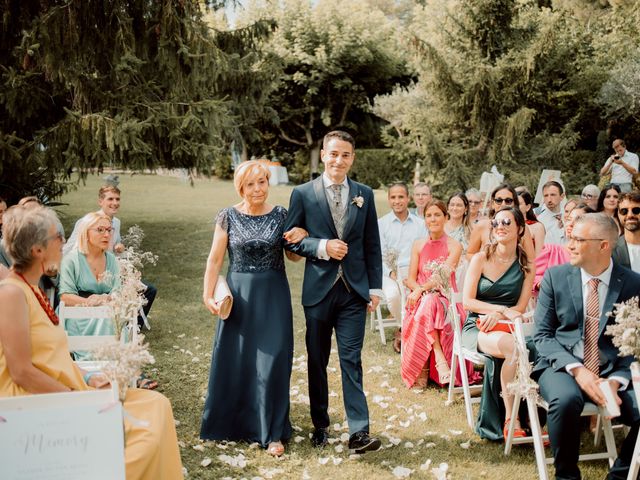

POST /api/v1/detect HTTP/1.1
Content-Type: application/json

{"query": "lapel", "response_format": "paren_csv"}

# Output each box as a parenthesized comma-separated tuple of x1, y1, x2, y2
(568, 267, 585, 334)
(312, 176, 339, 238)
(621, 240, 631, 267)
(342, 178, 359, 237)
(600, 264, 624, 336)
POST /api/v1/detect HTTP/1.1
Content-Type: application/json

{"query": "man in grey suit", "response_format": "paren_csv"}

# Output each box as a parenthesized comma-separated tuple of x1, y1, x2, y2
(533, 213, 640, 480)
(613, 191, 640, 273)
(284, 130, 383, 454)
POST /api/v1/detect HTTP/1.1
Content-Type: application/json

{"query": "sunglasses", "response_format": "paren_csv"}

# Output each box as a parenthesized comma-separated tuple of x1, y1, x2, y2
(493, 197, 514, 205)
(491, 218, 512, 228)
(619, 207, 640, 216)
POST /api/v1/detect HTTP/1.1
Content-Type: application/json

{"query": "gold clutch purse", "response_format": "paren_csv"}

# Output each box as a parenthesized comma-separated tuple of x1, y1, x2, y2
(209, 275, 233, 320)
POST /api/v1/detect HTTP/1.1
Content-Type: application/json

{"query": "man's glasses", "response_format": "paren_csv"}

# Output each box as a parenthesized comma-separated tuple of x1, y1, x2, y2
(567, 236, 604, 244)
(493, 197, 514, 205)
(581, 193, 595, 200)
(491, 218, 512, 228)
(468, 200, 482, 206)
(91, 227, 113, 235)
(619, 207, 640, 216)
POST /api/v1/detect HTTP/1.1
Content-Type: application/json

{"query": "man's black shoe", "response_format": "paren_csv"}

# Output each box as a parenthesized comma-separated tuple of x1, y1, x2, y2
(311, 428, 328, 448)
(348, 431, 381, 454)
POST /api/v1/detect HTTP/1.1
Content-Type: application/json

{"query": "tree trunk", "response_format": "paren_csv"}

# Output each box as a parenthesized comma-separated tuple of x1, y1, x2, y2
(310, 142, 321, 177)
(413, 160, 421, 185)
(241, 140, 248, 163)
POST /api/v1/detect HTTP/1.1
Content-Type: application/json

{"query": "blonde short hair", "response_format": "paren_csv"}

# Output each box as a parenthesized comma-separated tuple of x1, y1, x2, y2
(1, 205, 59, 271)
(233, 160, 271, 197)
(98, 185, 120, 199)
(76, 212, 112, 254)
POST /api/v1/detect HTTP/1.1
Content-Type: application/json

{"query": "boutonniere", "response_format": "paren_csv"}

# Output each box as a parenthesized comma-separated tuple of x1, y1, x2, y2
(351, 195, 364, 208)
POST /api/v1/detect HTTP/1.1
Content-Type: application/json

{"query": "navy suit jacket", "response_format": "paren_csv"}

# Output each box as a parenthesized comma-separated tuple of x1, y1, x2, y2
(284, 176, 382, 307)
(612, 236, 631, 270)
(532, 262, 640, 382)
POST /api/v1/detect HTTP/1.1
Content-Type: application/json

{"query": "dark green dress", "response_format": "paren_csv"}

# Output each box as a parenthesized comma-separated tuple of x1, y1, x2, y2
(461, 260, 524, 441)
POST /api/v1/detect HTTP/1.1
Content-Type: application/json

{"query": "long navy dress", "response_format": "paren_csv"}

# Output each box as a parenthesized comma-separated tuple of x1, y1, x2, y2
(200, 206, 293, 447)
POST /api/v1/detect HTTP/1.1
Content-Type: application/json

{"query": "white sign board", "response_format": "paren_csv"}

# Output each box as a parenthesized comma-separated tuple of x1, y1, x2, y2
(534, 170, 563, 206)
(0, 392, 125, 480)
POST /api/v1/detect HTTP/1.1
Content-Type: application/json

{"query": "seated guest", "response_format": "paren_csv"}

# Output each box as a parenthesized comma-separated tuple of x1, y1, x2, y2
(533, 213, 640, 480)
(563, 197, 578, 218)
(410, 182, 432, 218)
(445, 192, 471, 251)
(517, 191, 545, 258)
(597, 183, 623, 235)
(534, 203, 595, 293)
(465, 188, 483, 224)
(462, 207, 534, 440)
(613, 191, 640, 273)
(580, 184, 600, 211)
(537, 181, 566, 245)
(65, 185, 156, 327)
(0, 205, 183, 479)
(402, 201, 480, 388)
(468, 183, 535, 261)
(378, 182, 427, 353)
(58, 213, 121, 358)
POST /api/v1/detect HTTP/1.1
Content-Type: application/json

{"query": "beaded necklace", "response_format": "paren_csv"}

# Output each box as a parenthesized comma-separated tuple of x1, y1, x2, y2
(14, 272, 60, 325)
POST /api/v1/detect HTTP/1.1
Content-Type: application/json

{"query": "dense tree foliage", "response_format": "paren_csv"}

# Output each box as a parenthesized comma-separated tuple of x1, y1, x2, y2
(0, 0, 272, 203)
(373, 0, 640, 196)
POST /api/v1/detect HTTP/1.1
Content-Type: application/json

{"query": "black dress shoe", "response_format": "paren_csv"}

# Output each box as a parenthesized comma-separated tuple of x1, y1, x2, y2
(311, 428, 328, 448)
(348, 431, 381, 454)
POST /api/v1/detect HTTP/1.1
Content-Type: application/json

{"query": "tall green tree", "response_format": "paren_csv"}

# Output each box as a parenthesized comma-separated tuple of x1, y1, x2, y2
(374, 0, 635, 195)
(0, 0, 269, 203)
(256, 0, 412, 174)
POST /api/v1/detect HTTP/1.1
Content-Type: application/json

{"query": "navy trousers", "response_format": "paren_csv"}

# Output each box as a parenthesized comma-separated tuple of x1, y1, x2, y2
(304, 281, 370, 435)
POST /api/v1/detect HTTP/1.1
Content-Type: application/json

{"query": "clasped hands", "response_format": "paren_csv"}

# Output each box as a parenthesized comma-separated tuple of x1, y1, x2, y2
(476, 307, 522, 332)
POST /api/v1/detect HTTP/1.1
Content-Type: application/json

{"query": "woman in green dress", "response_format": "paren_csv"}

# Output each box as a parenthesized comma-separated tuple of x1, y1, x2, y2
(462, 207, 534, 441)
(58, 212, 119, 355)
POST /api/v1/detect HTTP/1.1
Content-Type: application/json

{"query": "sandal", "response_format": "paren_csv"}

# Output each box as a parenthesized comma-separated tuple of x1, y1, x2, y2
(503, 419, 527, 441)
(435, 360, 451, 385)
(267, 441, 285, 457)
(137, 374, 158, 390)
(413, 365, 428, 389)
(393, 328, 401, 354)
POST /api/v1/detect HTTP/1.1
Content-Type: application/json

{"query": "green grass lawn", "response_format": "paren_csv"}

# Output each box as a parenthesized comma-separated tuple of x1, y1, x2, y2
(58, 174, 612, 479)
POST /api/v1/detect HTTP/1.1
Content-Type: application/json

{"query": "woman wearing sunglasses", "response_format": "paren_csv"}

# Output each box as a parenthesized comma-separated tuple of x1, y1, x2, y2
(461, 207, 534, 441)
(467, 184, 535, 262)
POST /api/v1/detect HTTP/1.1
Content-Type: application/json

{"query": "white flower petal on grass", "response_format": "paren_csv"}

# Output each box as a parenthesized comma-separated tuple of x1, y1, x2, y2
(334, 444, 344, 453)
(420, 459, 432, 471)
(259, 467, 284, 479)
(302, 469, 311, 480)
(387, 414, 398, 422)
(417, 439, 424, 446)
(392, 466, 413, 478)
(200, 457, 212, 467)
(327, 438, 338, 445)
(380, 381, 390, 388)
(404, 442, 414, 448)
(292, 425, 302, 432)
(294, 436, 305, 444)
(389, 436, 401, 446)
(191, 357, 200, 363)
(418, 412, 428, 422)
(448, 429, 462, 436)
(217, 453, 246, 468)
(460, 440, 472, 449)
(333, 423, 342, 431)
(431, 462, 449, 480)
(399, 420, 411, 428)
(192, 444, 205, 452)
(177, 333, 186, 338)
(318, 457, 330, 465)
(329, 390, 338, 397)
(332, 457, 343, 465)
(425, 442, 436, 448)
(340, 433, 350, 442)
(439, 434, 451, 441)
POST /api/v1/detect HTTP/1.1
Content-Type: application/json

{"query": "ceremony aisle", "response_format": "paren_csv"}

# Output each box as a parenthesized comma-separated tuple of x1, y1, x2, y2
(59, 174, 612, 479)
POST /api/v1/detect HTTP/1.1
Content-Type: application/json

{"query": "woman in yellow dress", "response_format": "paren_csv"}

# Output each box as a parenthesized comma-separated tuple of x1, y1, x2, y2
(0, 205, 183, 480)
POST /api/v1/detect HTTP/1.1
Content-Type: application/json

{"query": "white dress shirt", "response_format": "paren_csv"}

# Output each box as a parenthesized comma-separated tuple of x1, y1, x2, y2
(627, 243, 640, 273)
(378, 211, 427, 276)
(566, 261, 628, 389)
(537, 207, 565, 245)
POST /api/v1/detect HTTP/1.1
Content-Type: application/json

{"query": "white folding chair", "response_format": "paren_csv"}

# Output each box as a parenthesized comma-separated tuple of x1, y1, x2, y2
(446, 291, 484, 428)
(371, 267, 408, 345)
(504, 316, 618, 480)
(627, 363, 640, 480)
(0, 387, 125, 480)
(58, 302, 117, 352)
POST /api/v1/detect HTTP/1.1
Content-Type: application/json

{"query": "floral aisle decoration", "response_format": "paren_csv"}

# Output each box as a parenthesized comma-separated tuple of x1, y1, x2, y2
(90, 225, 158, 401)
(383, 248, 399, 277)
(606, 297, 640, 390)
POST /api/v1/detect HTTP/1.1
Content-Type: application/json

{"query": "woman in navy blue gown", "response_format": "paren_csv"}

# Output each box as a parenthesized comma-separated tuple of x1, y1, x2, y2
(200, 160, 305, 456)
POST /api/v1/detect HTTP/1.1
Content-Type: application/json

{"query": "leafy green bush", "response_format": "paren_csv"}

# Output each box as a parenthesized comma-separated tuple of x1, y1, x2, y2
(350, 149, 413, 189)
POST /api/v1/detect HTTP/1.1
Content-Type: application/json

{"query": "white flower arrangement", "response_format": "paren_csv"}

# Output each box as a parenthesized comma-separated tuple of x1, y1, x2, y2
(90, 225, 158, 401)
(421, 259, 452, 296)
(351, 195, 364, 208)
(606, 296, 640, 360)
(383, 248, 399, 275)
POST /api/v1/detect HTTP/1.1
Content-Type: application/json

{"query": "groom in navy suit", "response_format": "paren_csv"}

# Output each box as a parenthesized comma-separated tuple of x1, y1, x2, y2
(533, 213, 640, 480)
(284, 130, 383, 453)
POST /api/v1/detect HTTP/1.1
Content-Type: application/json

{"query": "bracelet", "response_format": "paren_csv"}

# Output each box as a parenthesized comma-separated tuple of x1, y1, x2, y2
(83, 372, 100, 385)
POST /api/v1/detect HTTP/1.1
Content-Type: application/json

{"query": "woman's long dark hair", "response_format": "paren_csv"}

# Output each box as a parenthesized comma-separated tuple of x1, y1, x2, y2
(597, 183, 621, 212)
(489, 183, 519, 218)
(484, 207, 530, 274)
(517, 191, 537, 223)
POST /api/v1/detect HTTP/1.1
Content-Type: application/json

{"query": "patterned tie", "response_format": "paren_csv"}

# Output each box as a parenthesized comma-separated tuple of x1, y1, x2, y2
(554, 214, 564, 229)
(330, 184, 345, 238)
(584, 278, 601, 376)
